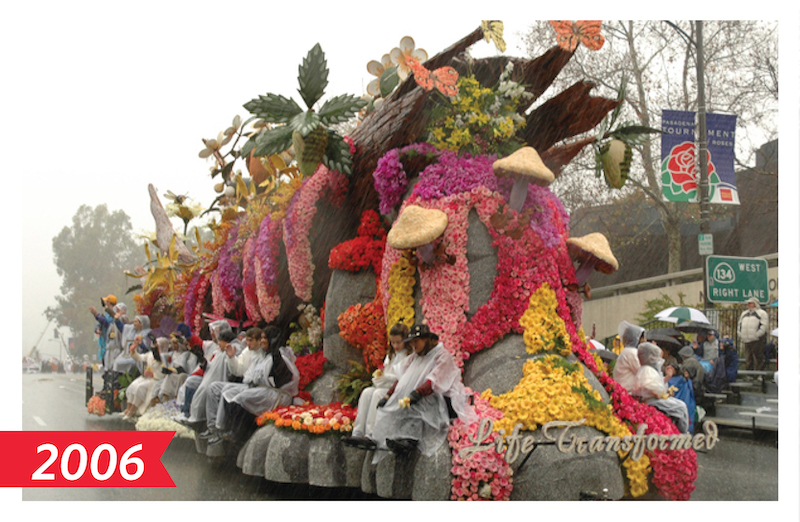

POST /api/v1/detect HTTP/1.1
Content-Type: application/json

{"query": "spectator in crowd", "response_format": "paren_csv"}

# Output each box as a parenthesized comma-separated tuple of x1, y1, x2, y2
(701, 330, 719, 362)
(632, 342, 689, 433)
(720, 337, 739, 383)
(612, 321, 645, 392)
(738, 296, 769, 370)
(678, 345, 706, 404)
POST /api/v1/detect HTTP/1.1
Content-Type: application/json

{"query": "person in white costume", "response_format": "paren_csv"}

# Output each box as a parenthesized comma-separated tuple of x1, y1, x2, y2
(370, 324, 476, 461)
(184, 320, 234, 424)
(342, 323, 412, 449)
(201, 327, 264, 441)
(157, 333, 201, 403)
(113, 315, 152, 374)
(211, 325, 299, 445)
(121, 337, 168, 419)
(612, 320, 645, 392)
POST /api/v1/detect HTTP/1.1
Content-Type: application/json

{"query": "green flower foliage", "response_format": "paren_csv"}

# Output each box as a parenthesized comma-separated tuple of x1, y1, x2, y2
(243, 43, 366, 176)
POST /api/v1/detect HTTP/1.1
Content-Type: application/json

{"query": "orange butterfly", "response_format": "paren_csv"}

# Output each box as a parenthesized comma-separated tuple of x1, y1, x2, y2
(406, 57, 459, 97)
(549, 20, 605, 52)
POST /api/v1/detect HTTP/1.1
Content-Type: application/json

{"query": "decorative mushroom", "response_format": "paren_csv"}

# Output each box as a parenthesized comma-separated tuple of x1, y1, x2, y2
(493, 146, 555, 212)
(566, 232, 618, 292)
(387, 205, 448, 266)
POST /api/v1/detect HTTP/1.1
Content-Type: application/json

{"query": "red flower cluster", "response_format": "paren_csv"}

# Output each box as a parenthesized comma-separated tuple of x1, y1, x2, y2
(328, 210, 387, 277)
(295, 350, 327, 391)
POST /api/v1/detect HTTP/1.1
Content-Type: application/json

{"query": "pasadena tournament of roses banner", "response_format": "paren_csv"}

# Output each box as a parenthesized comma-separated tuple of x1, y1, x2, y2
(660, 109, 739, 204)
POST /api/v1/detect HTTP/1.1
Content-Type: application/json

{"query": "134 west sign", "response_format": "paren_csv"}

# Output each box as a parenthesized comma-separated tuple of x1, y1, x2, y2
(706, 255, 769, 303)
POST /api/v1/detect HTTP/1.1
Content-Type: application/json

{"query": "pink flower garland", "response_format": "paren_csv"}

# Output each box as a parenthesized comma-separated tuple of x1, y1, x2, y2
(254, 214, 283, 323)
(447, 390, 513, 500)
(242, 236, 262, 323)
(284, 165, 348, 302)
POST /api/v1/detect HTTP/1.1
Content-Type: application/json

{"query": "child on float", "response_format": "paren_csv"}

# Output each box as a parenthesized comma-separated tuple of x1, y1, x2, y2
(370, 324, 476, 461)
(632, 342, 690, 433)
(342, 323, 413, 449)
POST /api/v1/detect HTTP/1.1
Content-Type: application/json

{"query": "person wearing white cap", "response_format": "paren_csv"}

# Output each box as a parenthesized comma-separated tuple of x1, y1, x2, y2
(737, 297, 769, 371)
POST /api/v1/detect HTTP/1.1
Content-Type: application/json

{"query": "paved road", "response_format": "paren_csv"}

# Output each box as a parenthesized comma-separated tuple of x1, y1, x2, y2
(20, 372, 778, 501)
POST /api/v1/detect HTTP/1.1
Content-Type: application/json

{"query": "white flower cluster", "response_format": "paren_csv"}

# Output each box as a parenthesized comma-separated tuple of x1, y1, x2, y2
(135, 400, 196, 440)
(491, 62, 534, 114)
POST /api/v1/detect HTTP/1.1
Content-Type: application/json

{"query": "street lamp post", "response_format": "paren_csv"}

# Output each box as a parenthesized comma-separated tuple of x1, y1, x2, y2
(694, 21, 712, 310)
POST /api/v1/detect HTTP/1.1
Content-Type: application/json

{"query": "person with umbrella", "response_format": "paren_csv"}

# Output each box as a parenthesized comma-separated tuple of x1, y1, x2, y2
(738, 296, 769, 371)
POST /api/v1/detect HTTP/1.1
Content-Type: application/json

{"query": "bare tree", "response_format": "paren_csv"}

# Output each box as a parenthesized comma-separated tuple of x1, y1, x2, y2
(522, 20, 778, 273)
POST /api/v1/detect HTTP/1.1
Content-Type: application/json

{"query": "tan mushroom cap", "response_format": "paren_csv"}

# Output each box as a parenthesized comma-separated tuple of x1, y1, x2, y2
(566, 233, 619, 273)
(493, 146, 555, 187)
(387, 205, 448, 250)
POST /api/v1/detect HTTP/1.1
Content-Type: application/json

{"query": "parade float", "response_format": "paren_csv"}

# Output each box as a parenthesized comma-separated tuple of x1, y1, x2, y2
(122, 21, 699, 500)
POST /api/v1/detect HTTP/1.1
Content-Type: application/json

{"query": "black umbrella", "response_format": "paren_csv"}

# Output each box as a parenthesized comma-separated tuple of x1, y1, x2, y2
(646, 327, 684, 340)
(645, 332, 683, 350)
(674, 321, 713, 334)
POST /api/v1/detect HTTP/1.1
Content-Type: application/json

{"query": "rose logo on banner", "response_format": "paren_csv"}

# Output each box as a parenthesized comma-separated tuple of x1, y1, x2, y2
(660, 109, 739, 205)
(661, 142, 719, 202)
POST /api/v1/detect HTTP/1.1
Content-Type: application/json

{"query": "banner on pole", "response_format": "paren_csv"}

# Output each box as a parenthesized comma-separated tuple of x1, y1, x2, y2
(660, 110, 739, 204)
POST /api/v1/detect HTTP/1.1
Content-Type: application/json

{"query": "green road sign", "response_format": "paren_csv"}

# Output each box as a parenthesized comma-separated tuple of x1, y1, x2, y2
(706, 255, 769, 304)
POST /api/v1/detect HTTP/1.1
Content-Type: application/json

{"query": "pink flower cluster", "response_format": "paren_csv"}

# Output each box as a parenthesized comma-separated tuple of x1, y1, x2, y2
(242, 236, 262, 323)
(284, 165, 349, 302)
(254, 214, 283, 322)
(215, 221, 243, 314)
(447, 390, 513, 500)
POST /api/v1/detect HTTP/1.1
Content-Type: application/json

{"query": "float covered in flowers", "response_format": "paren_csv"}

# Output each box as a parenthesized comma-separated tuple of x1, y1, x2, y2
(129, 20, 696, 501)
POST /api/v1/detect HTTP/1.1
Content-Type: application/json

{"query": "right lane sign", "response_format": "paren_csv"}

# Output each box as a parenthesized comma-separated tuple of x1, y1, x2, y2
(706, 255, 769, 304)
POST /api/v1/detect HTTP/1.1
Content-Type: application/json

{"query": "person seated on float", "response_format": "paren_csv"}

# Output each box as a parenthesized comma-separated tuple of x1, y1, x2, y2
(632, 342, 690, 433)
(342, 323, 413, 449)
(677, 345, 706, 407)
(213, 326, 300, 445)
(121, 336, 168, 419)
(200, 326, 263, 441)
(612, 321, 645, 393)
(158, 332, 201, 403)
(176, 332, 210, 418)
(370, 324, 476, 460)
(113, 315, 153, 375)
(180, 320, 235, 426)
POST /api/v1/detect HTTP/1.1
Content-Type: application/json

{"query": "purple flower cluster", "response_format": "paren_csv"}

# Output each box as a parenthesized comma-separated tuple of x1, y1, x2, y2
(372, 142, 439, 215)
(413, 151, 497, 201)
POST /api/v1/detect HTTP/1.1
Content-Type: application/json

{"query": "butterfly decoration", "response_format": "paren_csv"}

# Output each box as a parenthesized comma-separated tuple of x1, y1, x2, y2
(481, 20, 506, 53)
(548, 20, 605, 52)
(406, 57, 459, 97)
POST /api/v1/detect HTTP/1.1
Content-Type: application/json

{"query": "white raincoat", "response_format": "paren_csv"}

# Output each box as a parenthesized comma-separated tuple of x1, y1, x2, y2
(371, 343, 476, 462)
(352, 350, 411, 438)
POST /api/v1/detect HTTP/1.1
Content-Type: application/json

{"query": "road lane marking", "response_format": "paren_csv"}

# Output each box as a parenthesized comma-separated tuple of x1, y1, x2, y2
(32, 416, 47, 427)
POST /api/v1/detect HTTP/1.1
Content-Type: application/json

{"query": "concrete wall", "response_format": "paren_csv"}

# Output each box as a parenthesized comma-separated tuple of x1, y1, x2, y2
(581, 265, 778, 341)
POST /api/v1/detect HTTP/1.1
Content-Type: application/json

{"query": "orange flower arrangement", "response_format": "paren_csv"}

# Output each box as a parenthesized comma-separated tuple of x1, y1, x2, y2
(257, 402, 357, 435)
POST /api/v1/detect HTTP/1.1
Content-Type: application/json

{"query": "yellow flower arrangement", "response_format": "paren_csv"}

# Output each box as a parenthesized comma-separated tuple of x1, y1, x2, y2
(425, 66, 530, 156)
(482, 355, 651, 497)
(385, 251, 416, 336)
(519, 283, 572, 357)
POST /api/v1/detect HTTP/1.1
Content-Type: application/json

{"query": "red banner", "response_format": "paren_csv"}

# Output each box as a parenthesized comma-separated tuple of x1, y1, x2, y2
(0, 431, 175, 487)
